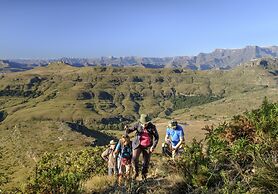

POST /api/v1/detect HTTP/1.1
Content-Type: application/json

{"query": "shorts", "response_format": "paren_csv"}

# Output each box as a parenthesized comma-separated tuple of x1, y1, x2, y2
(118, 158, 131, 175)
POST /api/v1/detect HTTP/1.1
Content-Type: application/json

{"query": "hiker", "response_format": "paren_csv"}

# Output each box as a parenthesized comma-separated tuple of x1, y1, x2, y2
(125, 114, 159, 180)
(114, 135, 133, 185)
(101, 140, 117, 176)
(163, 119, 184, 159)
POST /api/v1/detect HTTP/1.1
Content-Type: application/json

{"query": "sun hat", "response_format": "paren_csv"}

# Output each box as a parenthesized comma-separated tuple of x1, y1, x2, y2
(139, 114, 151, 124)
(109, 140, 116, 145)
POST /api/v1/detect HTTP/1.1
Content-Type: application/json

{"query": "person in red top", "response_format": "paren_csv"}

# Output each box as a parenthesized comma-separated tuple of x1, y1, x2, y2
(125, 114, 159, 180)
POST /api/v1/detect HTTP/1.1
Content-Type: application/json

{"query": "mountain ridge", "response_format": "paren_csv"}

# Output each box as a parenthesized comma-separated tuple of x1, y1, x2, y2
(2, 45, 278, 72)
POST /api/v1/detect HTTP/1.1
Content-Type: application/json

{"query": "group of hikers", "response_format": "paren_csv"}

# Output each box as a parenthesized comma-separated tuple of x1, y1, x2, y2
(101, 114, 184, 184)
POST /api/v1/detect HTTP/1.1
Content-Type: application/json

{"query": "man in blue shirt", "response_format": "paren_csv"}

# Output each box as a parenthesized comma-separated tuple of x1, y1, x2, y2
(163, 119, 184, 159)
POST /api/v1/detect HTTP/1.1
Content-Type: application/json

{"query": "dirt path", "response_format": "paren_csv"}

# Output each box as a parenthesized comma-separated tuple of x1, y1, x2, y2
(96, 170, 175, 194)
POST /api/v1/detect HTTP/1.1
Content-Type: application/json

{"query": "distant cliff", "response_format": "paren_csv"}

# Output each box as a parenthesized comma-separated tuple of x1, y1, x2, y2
(2, 45, 278, 72)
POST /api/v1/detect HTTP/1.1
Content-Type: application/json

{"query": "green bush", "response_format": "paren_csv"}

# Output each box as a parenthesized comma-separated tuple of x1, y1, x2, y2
(0, 110, 7, 122)
(171, 95, 222, 110)
(25, 147, 106, 194)
(246, 97, 278, 138)
(175, 99, 278, 193)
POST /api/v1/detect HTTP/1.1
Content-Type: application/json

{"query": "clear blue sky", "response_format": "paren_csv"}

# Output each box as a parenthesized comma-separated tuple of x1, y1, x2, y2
(1, 0, 278, 59)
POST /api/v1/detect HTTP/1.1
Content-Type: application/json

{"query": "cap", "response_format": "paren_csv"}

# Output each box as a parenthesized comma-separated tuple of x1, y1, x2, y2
(168, 119, 178, 129)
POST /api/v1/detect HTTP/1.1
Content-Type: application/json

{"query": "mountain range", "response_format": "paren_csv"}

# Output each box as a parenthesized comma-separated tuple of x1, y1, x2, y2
(1, 45, 278, 72)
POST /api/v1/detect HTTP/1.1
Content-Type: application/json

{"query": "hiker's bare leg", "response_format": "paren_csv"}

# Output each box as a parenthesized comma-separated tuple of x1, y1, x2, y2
(124, 164, 130, 186)
(118, 163, 124, 186)
(118, 174, 122, 186)
(172, 149, 176, 159)
(108, 167, 113, 176)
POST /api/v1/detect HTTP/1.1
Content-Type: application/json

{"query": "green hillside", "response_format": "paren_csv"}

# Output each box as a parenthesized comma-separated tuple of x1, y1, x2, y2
(0, 58, 277, 190)
(1, 59, 277, 126)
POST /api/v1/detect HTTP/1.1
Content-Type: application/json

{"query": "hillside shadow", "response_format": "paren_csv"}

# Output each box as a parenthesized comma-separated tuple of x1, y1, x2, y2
(66, 122, 116, 146)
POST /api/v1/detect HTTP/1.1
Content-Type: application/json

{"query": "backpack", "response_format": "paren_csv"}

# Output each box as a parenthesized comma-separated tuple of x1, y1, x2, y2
(121, 144, 132, 159)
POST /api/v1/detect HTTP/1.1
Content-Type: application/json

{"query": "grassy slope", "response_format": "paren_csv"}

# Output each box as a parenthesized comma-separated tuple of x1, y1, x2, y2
(0, 121, 93, 189)
(1, 62, 276, 126)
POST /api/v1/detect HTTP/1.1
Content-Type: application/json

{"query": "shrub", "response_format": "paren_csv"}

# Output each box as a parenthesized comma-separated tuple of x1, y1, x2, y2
(0, 110, 7, 122)
(25, 147, 106, 193)
(175, 99, 278, 193)
(171, 95, 222, 110)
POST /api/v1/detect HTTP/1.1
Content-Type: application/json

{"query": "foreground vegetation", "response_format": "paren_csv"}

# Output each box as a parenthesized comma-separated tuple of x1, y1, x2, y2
(174, 99, 278, 193)
(25, 148, 106, 193)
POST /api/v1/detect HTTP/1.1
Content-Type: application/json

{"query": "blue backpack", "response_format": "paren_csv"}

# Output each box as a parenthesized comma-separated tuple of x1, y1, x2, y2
(121, 144, 132, 159)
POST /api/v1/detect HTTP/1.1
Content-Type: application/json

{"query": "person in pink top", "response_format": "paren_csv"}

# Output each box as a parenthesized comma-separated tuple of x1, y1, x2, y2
(125, 114, 159, 180)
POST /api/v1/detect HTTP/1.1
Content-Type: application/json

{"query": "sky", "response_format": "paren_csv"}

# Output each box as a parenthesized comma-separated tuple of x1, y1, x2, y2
(1, 0, 278, 59)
